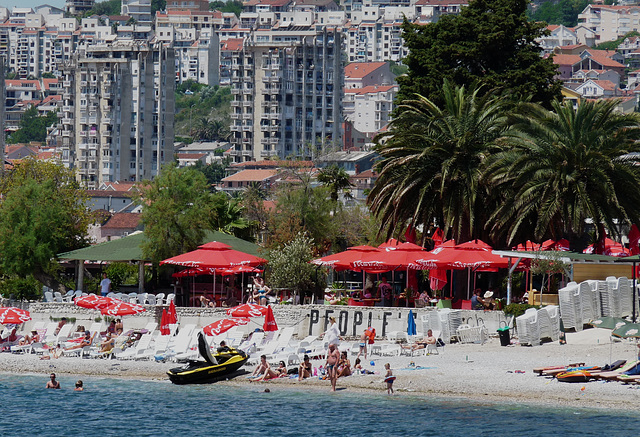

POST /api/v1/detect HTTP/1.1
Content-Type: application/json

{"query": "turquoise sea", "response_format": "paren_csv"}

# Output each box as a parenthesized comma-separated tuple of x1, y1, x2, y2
(0, 373, 637, 436)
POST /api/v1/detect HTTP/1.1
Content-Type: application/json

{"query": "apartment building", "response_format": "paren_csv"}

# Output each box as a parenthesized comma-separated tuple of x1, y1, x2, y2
(343, 84, 396, 139)
(228, 25, 343, 162)
(65, 0, 95, 16)
(122, 0, 153, 23)
(57, 41, 175, 188)
(166, 0, 209, 11)
(156, 10, 238, 85)
(578, 4, 640, 44)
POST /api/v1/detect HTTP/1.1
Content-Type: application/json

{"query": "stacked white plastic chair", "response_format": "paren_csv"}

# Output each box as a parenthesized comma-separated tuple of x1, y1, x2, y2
(600, 276, 620, 318)
(537, 305, 560, 342)
(558, 282, 581, 331)
(578, 282, 597, 323)
(516, 308, 540, 346)
(618, 277, 633, 318)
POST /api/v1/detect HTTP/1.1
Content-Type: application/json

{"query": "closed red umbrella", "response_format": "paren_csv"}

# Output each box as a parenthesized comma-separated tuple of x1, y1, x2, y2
(203, 317, 250, 336)
(630, 225, 640, 256)
(263, 305, 278, 332)
(100, 300, 146, 316)
(0, 307, 31, 325)
(160, 309, 170, 335)
(168, 300, 178, 324)
(226, 303, 268, 318)
(429, 234, 450, 291)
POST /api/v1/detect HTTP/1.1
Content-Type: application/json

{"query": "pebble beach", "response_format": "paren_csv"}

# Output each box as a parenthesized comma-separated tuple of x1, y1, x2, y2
(4, 328, 640, 411)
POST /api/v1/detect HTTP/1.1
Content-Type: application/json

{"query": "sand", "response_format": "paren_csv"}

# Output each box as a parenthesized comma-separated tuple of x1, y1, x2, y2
(3, 331, 640, 410)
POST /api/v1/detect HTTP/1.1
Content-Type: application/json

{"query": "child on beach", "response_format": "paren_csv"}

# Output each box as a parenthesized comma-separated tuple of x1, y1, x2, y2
(384, 363, 395, 395)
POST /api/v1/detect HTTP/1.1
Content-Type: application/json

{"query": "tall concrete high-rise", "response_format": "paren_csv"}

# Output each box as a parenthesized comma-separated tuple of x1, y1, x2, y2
(229, 25, 343, 162)
(58, 41, 175, 188)
(0, 56, 4, 177)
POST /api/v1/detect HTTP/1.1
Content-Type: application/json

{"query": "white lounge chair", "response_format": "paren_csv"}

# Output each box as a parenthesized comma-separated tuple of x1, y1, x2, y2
(155, 293, 165, 305)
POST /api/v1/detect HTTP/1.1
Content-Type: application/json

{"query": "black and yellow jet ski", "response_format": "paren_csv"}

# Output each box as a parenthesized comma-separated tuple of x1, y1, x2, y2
(167, 331, 248, 385)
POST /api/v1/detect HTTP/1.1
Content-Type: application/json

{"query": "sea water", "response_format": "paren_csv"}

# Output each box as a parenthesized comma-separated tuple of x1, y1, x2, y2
(0, 373, 636, 437)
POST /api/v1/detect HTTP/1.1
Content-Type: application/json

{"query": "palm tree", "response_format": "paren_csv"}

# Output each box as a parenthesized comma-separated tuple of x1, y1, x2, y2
(368, 80, 510, 243)
(484, 99, 640, 246)
(317, 165, 353, 203)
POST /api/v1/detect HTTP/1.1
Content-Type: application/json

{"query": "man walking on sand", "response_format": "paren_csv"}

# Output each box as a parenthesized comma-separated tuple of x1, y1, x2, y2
(325, 343, 340, 391)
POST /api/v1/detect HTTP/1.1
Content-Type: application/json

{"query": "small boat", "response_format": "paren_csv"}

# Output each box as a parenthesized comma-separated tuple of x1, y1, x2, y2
(167, 332, 248, 385)
(556, 369, 592, 383)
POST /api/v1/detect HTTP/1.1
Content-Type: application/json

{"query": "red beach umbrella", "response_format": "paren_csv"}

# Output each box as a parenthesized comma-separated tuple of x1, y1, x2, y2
(226, 303, 268, 318)
(74, 294, 116, 310)
(160, 309, 170, 335)
(0, 307, 31, 325)
(100, 300, 146, 316)
(352, 242, 428, 272)
(310, 245, 379, 271)
(629, 225, 640, 256)
(168, 299, 178, 324)
(203, 317, 250, 336)
(263, 305, 278, 332)
(429, 233, 449, 291)
(160, 241, 267, 269)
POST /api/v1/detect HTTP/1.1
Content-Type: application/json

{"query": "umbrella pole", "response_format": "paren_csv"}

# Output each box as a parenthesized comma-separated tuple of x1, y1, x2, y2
(634, 261, 637, 323)
(467, 267, 471, 300)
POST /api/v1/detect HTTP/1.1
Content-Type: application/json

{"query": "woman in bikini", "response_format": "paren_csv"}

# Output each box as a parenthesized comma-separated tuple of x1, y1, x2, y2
(337, 351, 352, 378)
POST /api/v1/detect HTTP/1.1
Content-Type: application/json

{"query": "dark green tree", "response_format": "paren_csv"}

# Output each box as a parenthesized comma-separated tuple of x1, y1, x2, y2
(209, 0, 243, 16)
(193, 157, 231, 185)
(0, 159, 90, 292)
(135, 164, 216, 263)
(398, 0, 562, 107)
(7, 107, 58, 144)
(485, 99, 640, 246)
(369, 81, 510, 244)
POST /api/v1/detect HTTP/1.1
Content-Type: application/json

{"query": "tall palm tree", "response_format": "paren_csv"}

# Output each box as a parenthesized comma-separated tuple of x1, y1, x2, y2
(485, 99, 640, 246)
(368, 80, 511, 243)
(317, 164, 353, 203)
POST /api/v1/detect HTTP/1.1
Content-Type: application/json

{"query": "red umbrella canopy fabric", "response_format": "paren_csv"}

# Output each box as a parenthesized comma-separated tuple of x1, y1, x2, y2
(378, 238, 402, 249)
(352, 243, 428, 272)
(310, 245, 379, 271)
(226, 303, 268, 318)
(0, 307, 31, 325)
(454, 239, 493, 250)
(203, 317, 250, 336)
(100, 300, 146, 316)
(74, 294, 117, 310)
(417, 240, 510, 270)
(160, 241, 267, 269)
(263, 305, 278, 332)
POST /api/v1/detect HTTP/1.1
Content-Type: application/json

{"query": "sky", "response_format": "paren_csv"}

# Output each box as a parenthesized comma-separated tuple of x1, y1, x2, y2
(0, 0, 66, 11)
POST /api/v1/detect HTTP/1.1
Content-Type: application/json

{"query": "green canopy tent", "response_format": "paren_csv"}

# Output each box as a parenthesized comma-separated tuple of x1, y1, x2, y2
(57, 230, 261, 293)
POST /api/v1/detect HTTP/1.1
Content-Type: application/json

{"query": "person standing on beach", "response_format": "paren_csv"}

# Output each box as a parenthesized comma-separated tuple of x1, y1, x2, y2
(323, 317, 342, 346)
(100, 273, 112, 297)
(384, 363, 394, 394)
(46, 373, 60, 389)
(325, 343, 340, 391)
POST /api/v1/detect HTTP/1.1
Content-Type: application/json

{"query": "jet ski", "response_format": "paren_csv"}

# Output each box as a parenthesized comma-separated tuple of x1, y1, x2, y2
(167, 331, 248, 385)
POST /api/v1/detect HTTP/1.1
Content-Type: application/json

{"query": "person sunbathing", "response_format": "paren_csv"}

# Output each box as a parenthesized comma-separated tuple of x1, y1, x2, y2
(337, 351, 352, 377)
(251, 355, 270, 378)
(255, 361, 287, 381)
(65, 331, 93, 351)
(200, 295, 215, 308)
(18, 330, 39, 346)
(99, 333, 115, 353)
(404, 329, 437, 351)
(298, 355, 312, 381)
(40, 344, 64, 360)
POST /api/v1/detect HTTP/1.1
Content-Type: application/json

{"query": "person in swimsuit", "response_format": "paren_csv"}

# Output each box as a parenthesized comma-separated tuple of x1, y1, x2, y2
(337, 351, 352, 378)
(384, 363, 394, 394)
(255, 361, 287, 381)
(74, 380, 84, 391)
(46, 373, 60, 389)
(298, 354, 312, 381)
(251, 354, 270, 379)
(325, 343, 340, 391)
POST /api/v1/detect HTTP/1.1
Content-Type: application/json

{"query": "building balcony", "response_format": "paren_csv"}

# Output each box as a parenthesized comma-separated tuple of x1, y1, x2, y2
(63, 93, 71, 100)
(62, 131, 72, 137)
(62, 117, 73, 124)
(231, 88, 241, 94)
(242, 125, 252, 131)
(242, 88, 253, 95)
(261, 150, 278, 157)
(242, 150, 253, 157)
(242, 100, 253, 107)
(231, 113, 241, 119)
(242, 113, 253, 120)
(231, 100, 241, 107)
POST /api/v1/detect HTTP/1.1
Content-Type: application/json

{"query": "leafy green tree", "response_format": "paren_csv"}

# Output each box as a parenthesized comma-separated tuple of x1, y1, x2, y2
(84, 0, 120, 17)
(484, 99, 640, 247)
(135, 164, 216, 263)
(0, 159, 90, 291)
(0, 275, 42, 301)
(209, 192, 250, 237)
(398, 0, 562, 107)
(528, 0, 589, 27)
(266, 233, 325, 298)
(7, 107, 58, 144)
(209, 0, 243, 16)
(41, 72, 56, 79)
(370, 81, 510, 244)
(152, 0, 166, 14)
(105, 262, 139, 291)
(317, 165, 353, 203)
(193, 157, 231, 185)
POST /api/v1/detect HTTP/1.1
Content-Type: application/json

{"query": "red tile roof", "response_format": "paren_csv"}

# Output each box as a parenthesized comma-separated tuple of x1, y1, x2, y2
(222, 169, 278, 182)
(5, 79, 41, 90)
(221, 38, 244, 51)
(87, 189, 134, 198)
(102, 212, 142, 229)
(344, 62, 387, 79)
(551, 54, 581, 65)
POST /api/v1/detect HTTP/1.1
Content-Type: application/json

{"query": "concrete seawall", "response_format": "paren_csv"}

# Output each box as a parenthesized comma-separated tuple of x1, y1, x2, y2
(22, 303, 509, 341)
